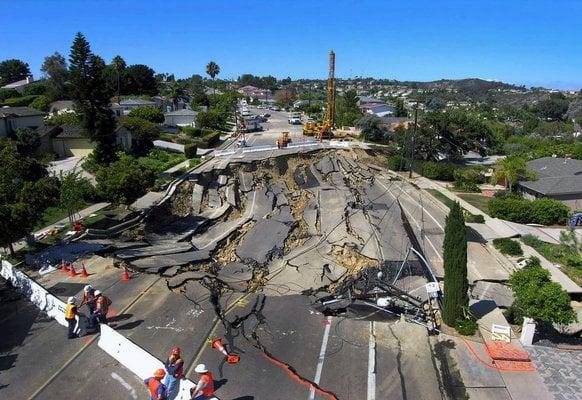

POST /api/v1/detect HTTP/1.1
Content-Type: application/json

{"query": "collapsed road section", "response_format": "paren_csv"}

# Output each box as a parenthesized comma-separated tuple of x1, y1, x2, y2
(99, 148, 442, 331)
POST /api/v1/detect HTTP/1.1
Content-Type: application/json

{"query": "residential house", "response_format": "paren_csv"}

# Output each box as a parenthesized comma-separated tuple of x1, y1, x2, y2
(238, 85, 271, 100)
(153, 96, 187, 113)
(366, 104, 395, 117)
(111, 98, 158, 118)
(1, 75, 34, 94)
(518, 156, 582, 210)
(0, 106, 45, 137)
(357, 96, 384, 110)
(378, 116, 413, 132)
(51, 124, 133, 158)
(164, 109, 198, 127)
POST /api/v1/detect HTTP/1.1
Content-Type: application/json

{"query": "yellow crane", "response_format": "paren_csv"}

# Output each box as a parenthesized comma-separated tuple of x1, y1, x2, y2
(303, 50, 336, 140)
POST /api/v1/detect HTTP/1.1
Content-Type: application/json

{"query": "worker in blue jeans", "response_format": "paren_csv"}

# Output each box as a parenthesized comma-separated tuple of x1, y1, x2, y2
(164, 347, 184, 399)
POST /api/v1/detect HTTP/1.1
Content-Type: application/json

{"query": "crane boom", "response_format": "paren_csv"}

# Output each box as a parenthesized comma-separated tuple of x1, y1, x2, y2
(317, 50, 336, 141)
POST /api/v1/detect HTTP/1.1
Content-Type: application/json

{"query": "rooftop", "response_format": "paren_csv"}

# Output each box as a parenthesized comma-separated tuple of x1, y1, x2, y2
(0, 106, 45, 118)
(519, 157, 582, 196)
(164, 109, 198, 116)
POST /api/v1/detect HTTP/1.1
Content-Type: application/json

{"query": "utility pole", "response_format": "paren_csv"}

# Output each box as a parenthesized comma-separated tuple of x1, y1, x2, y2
(408, 102, 419, 178)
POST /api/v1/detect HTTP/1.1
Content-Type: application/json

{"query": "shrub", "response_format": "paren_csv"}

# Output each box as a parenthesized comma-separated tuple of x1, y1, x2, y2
(494, 190, 522, 199)
(454, 168, 486, 184)
(455, 317, 478, 336)
(184, 143, 198, 158)
(421, 162, 455, 181)
(465, 213, 485, 223)
(95, 153, 156, 204)
(196, 110, 226, 130)
(203, 130, 221, 147)
(2, 95, 39, 107)
(493, 238, 523, 256)
(128, 107, 164, 123)
(0, 88, 19, 101)
(181, 126, 203, 137)
(488, 197, 531, 223)
(387, 154, 407, 171)
(29, 95, 51, 112)
(22, 82, 48, 96)
(452, 181, 481, 193)
(529, 198, 570, 226)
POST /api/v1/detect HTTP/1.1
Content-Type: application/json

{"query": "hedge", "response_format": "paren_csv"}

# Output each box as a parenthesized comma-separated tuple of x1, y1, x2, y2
(421, 162, 455, 181)
(492, 238, 523, 256)
(387, 154, 408, 171)
(184, 143, 198, 158)
(2, 95, 39, 107)
(489, 197, 570, 225)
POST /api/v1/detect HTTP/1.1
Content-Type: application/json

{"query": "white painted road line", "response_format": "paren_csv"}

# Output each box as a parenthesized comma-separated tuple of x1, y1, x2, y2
(110, 372, 138, 399)
(309, 316, 332, 400)
(367, 321, 376, 400)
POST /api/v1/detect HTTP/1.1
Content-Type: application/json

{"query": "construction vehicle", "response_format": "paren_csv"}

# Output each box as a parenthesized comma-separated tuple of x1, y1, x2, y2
(276, 131, 291, 148)
(302, 50, 336, 140)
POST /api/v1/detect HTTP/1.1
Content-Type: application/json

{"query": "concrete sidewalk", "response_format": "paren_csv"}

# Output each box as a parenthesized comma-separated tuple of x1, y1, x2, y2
(8, 202, 110, 254)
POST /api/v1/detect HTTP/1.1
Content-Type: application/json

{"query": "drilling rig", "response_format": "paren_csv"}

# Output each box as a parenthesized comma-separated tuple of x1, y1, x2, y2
(303, 50, 336, 140)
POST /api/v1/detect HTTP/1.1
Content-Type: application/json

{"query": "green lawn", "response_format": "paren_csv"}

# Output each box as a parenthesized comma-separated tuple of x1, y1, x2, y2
(425, 189, 455, 209)
(521, 235, 582, 286)
(34, 202, 89, 230)
(457, 193, 490, 214)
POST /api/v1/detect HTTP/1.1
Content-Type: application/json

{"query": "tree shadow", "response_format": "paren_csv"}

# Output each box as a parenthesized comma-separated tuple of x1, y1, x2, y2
(113, 320, 144, 330)
(469, 299, 497, 319)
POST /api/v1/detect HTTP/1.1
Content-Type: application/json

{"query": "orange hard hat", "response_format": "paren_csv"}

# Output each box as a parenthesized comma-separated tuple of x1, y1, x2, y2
(153, 368, 166, 378)
(171, 347, 181, 355)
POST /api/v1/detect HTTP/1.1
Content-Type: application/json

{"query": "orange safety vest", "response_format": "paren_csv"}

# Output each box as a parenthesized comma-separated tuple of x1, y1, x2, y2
(147, 378, 165, 399)
(199, 372, 215, 396)
(64, 304, 77, 319)
(95, 295, 109, 314)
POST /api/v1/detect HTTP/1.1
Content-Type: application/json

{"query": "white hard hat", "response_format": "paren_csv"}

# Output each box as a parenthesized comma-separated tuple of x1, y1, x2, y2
(194, 364, 208, 373)
(67, 296, 76, 304)
(94, 290, 102, 296)
(84, 285, 93, 292)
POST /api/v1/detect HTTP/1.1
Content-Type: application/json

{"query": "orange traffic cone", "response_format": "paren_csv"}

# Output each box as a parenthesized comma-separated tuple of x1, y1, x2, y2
(80, 262, 89, 278)
(211, 338, 240, 364)
(60, 259, 69, 273)
(68, 263, 77, 277)
(121, 265, 131, 281)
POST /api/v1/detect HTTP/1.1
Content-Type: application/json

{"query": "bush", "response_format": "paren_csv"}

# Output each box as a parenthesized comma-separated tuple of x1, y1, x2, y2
(387, 154, 407, 171)
(529, 198, 570, 226)
(22, 82, 48, 96)
(455, 317, 478, 336)
(95, 154, 156, 204)
(0, 88, 19, 101)
(128, 107, 164, 123)
(29, 95, 51, 112)
(2, 95, 39, 107)
(137, 149, 185, 174)
(452, 181, 481, 193)
(421, 162, 455, 181)
(196, 110, 226, 130)
(184, 143, 198, 158)
(46, 112, 80, 126)
(493, 238, 523, 256)
(454, 167, 486, 184)
(494, 190, 522, 199)
(465, 213, 485, 223)
(181, 126, 203, 137)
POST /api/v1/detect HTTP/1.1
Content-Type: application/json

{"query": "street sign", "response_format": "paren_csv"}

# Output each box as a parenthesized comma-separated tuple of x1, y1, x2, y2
(491, 324, 511, 342)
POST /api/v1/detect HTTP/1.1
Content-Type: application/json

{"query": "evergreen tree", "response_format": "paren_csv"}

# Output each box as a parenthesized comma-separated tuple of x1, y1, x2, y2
(68, 32, 116, 165)
(442, 202, 469, 326)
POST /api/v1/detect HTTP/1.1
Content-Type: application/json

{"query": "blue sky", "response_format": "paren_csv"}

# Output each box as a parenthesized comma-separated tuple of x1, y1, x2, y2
(1, 0, 581, 89)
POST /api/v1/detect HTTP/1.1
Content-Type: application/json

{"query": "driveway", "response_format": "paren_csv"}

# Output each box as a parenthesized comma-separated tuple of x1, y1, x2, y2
(48, 156, 96, 185)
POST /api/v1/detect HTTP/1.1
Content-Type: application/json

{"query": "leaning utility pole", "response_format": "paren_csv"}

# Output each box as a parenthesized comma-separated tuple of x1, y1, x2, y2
(408, 102, 419, 178)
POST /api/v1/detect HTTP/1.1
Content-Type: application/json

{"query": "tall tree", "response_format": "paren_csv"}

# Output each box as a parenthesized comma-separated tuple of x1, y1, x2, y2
(442, 202, 469, 326)
(124, 64, 157, 96)
(206, 61, 220, 96)
(59, 170, 92, 224)
(490, 156, 536, 191)
(166, 81, 185, 111)
(335, 89, 362, 127)
(394, 99, 407, 117)
(41, 52, 69, 100)
(68, 32, 116, 165)
(0, 59, 30, 85)
(111, 55, 126, 100)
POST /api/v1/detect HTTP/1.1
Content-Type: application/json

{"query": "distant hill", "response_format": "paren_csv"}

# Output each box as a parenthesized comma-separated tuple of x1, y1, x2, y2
(397, 78, 527, 96)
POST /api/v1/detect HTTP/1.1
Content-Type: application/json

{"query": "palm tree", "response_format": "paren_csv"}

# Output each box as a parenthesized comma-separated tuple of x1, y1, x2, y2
(166, 81, 185, 111)
(206, 61, 220, 96)
(491, 156, 537, 191)
(111, 55, 126, 102)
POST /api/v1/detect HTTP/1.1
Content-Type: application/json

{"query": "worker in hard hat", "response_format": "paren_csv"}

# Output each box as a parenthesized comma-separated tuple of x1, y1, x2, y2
(164, 347, 184, 399)
(64, 297, 78, 339)
(144, 369, 168, 400)
(190, 364, 215, 400)
(79, 284, 96, 313)
(89, 290, 110, 329)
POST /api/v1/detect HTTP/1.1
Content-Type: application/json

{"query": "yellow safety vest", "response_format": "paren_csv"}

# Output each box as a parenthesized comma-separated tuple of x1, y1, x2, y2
(64, 304, 76, 319)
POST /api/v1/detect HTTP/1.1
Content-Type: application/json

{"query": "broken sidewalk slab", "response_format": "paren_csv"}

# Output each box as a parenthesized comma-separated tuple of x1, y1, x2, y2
(225, 184, 237, 207)
(303, 197, 319, 235)
(272, 205, 295, 225)
(130, 249, 212, 271)
(167, 270, 211, 288)
(116, 243, 193, 260)
(192, 184, 204, 214)
(472, 281, 514, 308)
(191, 215, 252, 251)
(216, 262, 254, 282)
(236, 219, 291, 264)
(218, 175, 228, 186)
(249, 188, 274, 220)
(207, 187, 222, 209)
(316, 156, 337, 176)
